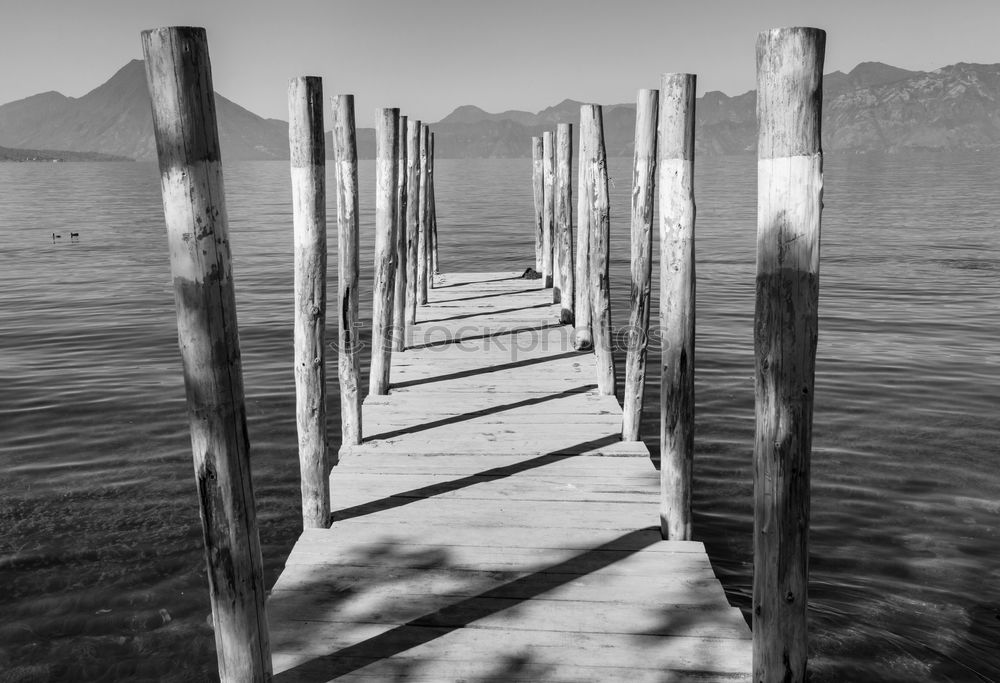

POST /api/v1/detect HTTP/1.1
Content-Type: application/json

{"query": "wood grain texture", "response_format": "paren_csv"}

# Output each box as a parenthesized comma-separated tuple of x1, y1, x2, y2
(622, 88, 658, 442)
(574, 108, 595, 351)
(332, 94, 362, 446)
(587, 107, 616, 397)
(531, 136, 544, 272)
(404, 120, 420, 326)
(554, 123, 574, 325)
(753, 27, 825, 683)
(288, 76, 330, 529)
(392, 115, 408, 352)
(369, 108, 399, 396)
(658, 73, 697, 542)
(268, 271, 750, 678)
(417, 125, 430, 305)
(429, 132, 439, 277)
(141, 26, 271, 681)
(542, 130, 555, 290)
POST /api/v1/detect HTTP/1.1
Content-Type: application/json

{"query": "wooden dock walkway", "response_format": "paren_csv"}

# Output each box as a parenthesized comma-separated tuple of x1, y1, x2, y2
(267, 271, 751, 682)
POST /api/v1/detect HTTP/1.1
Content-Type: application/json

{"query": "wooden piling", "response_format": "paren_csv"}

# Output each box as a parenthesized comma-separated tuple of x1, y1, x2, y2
(574, 108, 595, 351)
(588, 106, 615, 396)
(658, 74, 697, 540)
(554, 123, 574, 324)
(288, 76, 330, 529)
(542, 131, 555, 290)
(141, 26, 271, 681)
(369, 107, 399, 395)
(531, 136, 544, 273)
(332, 94, 362, 446)
(622, 88, 659, 442)
(430, 131, 439, 277)
(392, 114, 408, 351)
(404, 119, 420, 326)
(417, 125, 430, 305)
(753, 27, 825, 683)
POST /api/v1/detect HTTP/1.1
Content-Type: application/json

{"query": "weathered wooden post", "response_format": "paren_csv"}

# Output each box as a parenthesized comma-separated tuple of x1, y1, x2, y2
(554, 123, 574, 324)
(622, 89, 659, 442)
(404, 119, 420, 326)
(753, 27, 825, 683)
(369, 107, 399, 395)
(392, 114, 408, 351)
(658, 74, 697, 540)
(430, 131, 439, 277)
(532, 136, 544, 273)
(332, 94, 362, 446)
(542, 130, 555, 290)
(588, 106, 615, 396)
(141, 26, 271, 680)
(417, 125, 430, 305)
(288, 76, 330, 530)
(574, 108, 595, 351)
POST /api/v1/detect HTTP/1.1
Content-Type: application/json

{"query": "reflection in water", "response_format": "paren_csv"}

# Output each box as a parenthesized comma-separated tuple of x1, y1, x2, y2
(0, 153, 998, 681)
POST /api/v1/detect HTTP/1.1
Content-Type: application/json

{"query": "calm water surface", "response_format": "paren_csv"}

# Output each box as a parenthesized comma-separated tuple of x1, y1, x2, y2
(0, 154, 998, 682)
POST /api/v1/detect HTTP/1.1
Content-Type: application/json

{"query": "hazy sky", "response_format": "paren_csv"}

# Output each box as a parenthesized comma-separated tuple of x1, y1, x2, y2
(2, 0, 999, 126)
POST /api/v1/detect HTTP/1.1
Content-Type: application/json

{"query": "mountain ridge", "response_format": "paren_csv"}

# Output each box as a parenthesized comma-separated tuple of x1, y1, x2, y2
(3, 60, 1000, 160)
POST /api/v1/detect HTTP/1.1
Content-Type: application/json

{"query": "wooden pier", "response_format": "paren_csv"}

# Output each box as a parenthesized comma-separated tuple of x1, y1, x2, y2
(266, 272, 751, 681)
(142, 24, 824, 683)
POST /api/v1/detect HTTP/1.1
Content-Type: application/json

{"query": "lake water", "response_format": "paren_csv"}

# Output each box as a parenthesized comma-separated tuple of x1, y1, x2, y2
(1, 154, 998, 682)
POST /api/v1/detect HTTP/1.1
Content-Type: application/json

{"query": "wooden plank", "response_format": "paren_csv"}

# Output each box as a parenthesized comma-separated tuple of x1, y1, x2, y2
(294, 525, 693, 552)
(270, 572, 730, 607)
(268, 598, 749, 640)
(317, 667, 751, 683)
(335, 452, 654, 473)
(271, 627, 752, 675)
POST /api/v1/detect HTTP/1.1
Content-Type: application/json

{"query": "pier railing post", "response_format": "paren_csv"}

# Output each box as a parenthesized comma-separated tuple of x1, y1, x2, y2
(658, 74, 697, 539)
(588, 106, 616, 396)
(288, 76, 330, 529)
(370, 107, 399, 395)
(417, 125, 430, 305)
(622, 88, 659, 442)
(555, 123, 574, 324)
(753, 26, 825, 683)
(532, 136, 544, 273)
(392, 114, 408, 351)
(542, 130, 555, 290)
(574, 108, 595, 351)
(141, 26, 271, 681)
(430, 131, 439, 278)
(404, 119, 420, 326)
(332, 94, 362, 446)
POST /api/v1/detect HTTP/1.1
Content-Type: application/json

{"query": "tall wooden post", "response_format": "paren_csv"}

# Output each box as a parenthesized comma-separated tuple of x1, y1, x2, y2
(554, 123, 574, 324)
(332, 94, 362, 446)
(369, 107, 399, 395)
(392, 114, 408, 351)
(288, 76, 330, 530)
(531, 137, 544, 273)
(404, 119, 420, 326)
(588, 106, 615, 396)
(141, 26, 271, 681)
(542, 131, 555, 290)
(622, 89, 659, 442)
(417, 125, 430, 305)
(430, 131, 439, 277)
(574, 108, 595, 351)
(753, 27, 825, 683)
(658, 74, 697, 539)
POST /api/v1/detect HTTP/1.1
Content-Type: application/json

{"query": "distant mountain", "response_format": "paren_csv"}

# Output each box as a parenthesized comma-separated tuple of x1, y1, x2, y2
(3, 60, 1000, 160)
(0, 145, 131, 162)
(431, 61, 1000, 156)
(0, 60, 288, 160)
